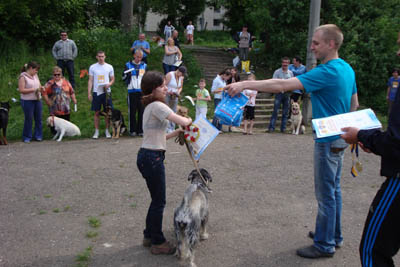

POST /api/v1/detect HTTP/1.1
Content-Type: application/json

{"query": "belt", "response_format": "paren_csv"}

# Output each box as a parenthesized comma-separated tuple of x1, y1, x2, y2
(330, 147, 346, 153)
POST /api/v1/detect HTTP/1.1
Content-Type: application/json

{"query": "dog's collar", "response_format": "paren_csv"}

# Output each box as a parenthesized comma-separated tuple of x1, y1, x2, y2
(0, 107, 8, 112)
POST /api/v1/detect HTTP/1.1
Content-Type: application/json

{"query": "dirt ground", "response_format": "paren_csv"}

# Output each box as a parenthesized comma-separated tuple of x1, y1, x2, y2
(1, 132, 399, 267)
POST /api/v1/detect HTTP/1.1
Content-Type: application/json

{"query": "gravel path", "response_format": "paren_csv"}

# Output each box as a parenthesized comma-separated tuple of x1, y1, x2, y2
(1, 133, 399, 267)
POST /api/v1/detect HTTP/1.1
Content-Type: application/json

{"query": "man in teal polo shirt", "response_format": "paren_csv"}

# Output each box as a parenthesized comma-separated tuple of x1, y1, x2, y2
(226, 24, 359, 259)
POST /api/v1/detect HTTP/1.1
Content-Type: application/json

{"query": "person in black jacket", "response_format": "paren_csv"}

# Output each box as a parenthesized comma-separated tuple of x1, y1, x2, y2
(341, 41, 400, 266)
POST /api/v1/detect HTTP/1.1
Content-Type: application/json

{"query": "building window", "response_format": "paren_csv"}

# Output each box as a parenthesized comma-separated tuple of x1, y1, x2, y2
(213, 19, 221, 26)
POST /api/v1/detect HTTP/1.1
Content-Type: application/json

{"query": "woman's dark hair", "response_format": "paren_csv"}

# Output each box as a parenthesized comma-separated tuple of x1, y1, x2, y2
(219, 67, 231, 76)
(141, 71, 166, 107)
(21, 61, 40, 72)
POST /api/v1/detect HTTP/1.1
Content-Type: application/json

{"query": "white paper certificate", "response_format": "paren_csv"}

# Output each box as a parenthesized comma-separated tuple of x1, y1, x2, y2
(189, 115, 219, 160)
(312, 108, 382, 139)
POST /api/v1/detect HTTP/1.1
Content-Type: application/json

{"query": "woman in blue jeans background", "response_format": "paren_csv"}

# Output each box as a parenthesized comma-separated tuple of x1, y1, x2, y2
(136, 71, 192, 255)
(18, 61, 44, 143)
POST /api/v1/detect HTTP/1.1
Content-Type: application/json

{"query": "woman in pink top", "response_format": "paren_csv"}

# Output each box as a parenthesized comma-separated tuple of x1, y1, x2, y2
(18, 61, 44, 143)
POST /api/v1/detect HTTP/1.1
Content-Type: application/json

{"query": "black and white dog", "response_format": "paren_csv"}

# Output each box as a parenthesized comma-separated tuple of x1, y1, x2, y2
(174, 169, 212, 267)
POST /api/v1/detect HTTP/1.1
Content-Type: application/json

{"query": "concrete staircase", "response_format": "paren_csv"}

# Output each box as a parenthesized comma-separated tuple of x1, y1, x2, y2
(183, 45, 285, 130)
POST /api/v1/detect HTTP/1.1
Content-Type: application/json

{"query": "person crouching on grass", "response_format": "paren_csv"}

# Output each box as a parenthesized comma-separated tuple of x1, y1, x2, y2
(136, 71, 192, 255)
(194, 78, 211, 120)
(243, 73, 258, 135)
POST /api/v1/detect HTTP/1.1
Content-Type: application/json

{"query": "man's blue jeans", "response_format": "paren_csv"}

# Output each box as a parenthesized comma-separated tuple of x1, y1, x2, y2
(313, 138, 347, 253)
(212, 98, 222, 130)
(136, 148, 167, 245)
(21, 99, 42, 142)
(269, 92, 289, 132)
(57, 59, 75, 89)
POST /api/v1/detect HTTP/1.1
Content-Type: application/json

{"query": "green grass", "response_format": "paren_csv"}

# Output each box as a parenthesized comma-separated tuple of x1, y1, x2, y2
(88, 216, 101, 228)
(75, 246, 93, 267)
(190, 30, 237, 48)
(85, 231, 98, 238)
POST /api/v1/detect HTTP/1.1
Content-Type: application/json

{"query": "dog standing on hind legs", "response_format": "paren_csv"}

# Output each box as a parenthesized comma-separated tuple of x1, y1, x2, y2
(174, 169, 212, 267)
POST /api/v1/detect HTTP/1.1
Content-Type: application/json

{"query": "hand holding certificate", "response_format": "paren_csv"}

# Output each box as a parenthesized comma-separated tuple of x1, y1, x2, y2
(312, 109, 382, 139)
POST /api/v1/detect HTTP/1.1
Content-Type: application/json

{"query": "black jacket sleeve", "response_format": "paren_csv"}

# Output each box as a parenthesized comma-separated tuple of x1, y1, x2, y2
(358, 128, 400, 159)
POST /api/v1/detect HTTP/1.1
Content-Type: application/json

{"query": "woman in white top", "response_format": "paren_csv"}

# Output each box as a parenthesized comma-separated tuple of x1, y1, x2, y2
(137, 71, 192, 255)
(162, 38, 182, 74)
(163, 21, 175, 40)
(165, 66, 186, 133)
(18, 61, 44, 143)
(211, 68, 232, 131)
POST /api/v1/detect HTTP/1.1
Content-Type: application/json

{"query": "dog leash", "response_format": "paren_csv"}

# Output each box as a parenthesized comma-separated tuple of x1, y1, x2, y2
(350, 143, 362, 177)
(176, 129, 212, 193)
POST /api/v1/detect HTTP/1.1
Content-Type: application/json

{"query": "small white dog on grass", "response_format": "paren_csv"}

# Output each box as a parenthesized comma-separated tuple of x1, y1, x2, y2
(174, 168, 212, 267)
(47, 116, 81, 142)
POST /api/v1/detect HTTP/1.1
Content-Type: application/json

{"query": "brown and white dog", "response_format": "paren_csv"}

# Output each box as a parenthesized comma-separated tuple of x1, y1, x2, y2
(47, 116, 81, 142)
(290, 100, 305, 135)
(174, 169, 212, 267)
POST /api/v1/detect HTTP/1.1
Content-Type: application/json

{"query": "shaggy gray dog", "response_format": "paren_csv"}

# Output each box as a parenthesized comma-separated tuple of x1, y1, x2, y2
(174, 169, 212, 267)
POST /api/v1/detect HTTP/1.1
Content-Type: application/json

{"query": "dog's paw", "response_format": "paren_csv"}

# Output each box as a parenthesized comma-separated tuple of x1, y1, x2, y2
(200, 233, 209, 240)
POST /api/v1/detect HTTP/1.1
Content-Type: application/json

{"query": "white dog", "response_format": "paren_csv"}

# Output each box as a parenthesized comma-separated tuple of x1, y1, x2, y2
(174, 169, 212, 267)
(47, 116, 81, 142)
(290, 101, 305, 135)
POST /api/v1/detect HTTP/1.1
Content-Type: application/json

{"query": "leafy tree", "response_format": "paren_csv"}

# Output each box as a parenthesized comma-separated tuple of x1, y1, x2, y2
(149, 0, 207, 31)
(222, 0, 400, 113)
(0, 0, 87, 49)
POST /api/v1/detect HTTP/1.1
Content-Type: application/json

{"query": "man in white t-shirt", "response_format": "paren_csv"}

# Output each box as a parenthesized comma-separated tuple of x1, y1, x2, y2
(186, 21, 195, 45)
(88, 50, 115, 139)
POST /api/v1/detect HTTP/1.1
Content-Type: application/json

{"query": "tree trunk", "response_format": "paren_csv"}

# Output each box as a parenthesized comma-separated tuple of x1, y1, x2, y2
(121, 0, 135, 32)
(302, 0, 321, 126)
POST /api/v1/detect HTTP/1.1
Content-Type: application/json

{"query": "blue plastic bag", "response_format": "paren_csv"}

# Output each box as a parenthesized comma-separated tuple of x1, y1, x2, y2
(214, 91, 248, 126)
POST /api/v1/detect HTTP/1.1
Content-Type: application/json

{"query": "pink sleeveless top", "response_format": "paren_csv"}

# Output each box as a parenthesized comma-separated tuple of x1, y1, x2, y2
(19, 72, 40, 100)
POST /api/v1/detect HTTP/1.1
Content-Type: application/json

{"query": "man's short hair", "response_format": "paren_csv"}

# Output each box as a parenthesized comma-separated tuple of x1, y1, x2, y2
(134, 49, 143, 56)
(315, 24, 344, 49)
(393, 68, 399, 74)
(293, 56, 302, 63)
(97, 50, 105, 55)
(282, 56, 290, 62)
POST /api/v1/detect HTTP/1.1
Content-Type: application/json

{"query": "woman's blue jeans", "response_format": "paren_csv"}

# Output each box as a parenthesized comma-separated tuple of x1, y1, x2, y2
(313, 138, 347, 253)
(136, 148, 167, 245)
(20, 99, 42, 142)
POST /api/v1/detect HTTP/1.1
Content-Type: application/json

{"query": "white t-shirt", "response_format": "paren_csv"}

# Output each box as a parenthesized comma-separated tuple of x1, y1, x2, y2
(166, 71, 183, 94)
(89, 62, 114, 95)
(142, 101, 173, 151)
(186, 25, 195, 35)
(211, 75, 226, 99)
(243, 89, 258, 106)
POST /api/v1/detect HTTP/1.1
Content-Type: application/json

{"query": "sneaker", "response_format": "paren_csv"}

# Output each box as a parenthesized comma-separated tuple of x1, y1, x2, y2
(92, 131, 99, 139)
(105, 130, 111, 139)
(150, 241, 176, 255)
(143, 238, 151, 248)
(23, 139, 31, 143)
(296, 245, 334, 258)
(308, 231, 342, 248)
(267, 129, 274, 133)
(129, 132, 137, 137)
(138, 133, 143, 137)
